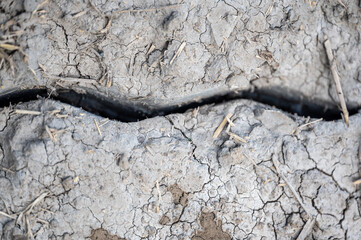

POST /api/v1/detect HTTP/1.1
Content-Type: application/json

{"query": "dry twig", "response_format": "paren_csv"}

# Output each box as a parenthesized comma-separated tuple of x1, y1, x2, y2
(14, 109, 41, 115)
(272, 156, 312, 218)
(324, 35, 349, 125)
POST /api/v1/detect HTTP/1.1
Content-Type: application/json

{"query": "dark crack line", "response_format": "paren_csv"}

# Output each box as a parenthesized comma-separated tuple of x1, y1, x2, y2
(0, 87, 359, 123)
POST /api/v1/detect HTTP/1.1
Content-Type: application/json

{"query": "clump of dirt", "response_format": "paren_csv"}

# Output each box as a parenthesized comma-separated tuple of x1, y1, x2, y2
(90, 228, 126, 240)
(192, 212, 231, 240)
(159, 215, 170, 225)
(168, 184, 188, 206)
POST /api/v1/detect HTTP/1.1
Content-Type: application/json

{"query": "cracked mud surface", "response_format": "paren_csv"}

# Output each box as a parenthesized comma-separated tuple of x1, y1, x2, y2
(0, 99, 360, 239)
(1, 0, 361, 239)
(1, 0, 361, 107)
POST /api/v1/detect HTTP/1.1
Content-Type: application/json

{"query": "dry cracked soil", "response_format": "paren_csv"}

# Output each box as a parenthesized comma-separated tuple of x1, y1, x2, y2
(0, 0, 361, 239)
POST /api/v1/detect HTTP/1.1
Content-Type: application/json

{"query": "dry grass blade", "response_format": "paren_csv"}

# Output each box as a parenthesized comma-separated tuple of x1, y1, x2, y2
(291, 118, 323, 135)
(228, 132, 247, 143)
(0, 166, 15, 174)
(272, 156, 312, 218)
(156, 180, 161, 213)
(73, 176, 80, 184)
(296, 217, 316, 240)
(0, 48, 15, 75)
(72, 10, 88, 18)
(44, 72, 98, 85)
(265, 2, 274, 16)
(223, 115, 247, 143)
(56, 114, 68, 118)
(146, 145, 155, 156)
(0, 210, 16, 219)
(213, 113, 232, 139)
(147, 44, 155, 55)
(1, 192, 49, 237)
(0, 43, 20, 51)
(89, 0, 105, 17)
(337, 0, 347, 9)
(0, 58, 4, 69)
(17, 192, 49, 225)
(281, 172, 311, 216)
(324, 35, 349, 125)
(112, 3, 181, 16)
(106, 76, 112, 87)
(98, 72, 108, 85)
(29, 67, 39, 82)
(32, 0, 49, 17)
(38, 63, 47, 72)
(297, 118, 323, 130)
(35, 217, 49, 225)
(94, 119, 102, 136)
(100, 17, 112, 33)
(0, 30, 24, 40)
(26, 216, 35, 240)
(241, 149, 259, 167)
(48, 109, 61, 116)
(170, 42, 186, 65)
(225, 115, 235, 127)
(23, 192, 49, 214)
(99, 119, 110, 127)
(45, 125, 56, 142)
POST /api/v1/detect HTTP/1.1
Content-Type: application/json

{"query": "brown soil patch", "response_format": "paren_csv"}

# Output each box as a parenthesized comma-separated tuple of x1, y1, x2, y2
(168, 184, 188, 206)
(90, 228, 126, 240)
(159, 215, 171, 225)
(192, 212, 231, 240)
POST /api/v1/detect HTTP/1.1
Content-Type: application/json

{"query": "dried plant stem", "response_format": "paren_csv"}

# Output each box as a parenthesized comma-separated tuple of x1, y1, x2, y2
(324, 35, 349, 125)
(112, 4, 180, 16)
(296, 217, 316, 240)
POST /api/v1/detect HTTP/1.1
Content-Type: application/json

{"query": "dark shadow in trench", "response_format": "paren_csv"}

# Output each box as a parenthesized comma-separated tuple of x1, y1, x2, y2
(0, 87, 359, 122)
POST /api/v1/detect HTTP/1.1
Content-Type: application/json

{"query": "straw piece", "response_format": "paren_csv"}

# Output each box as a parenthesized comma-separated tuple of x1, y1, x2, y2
(213, 113, 232, 139)
(353, 179, 361, 185)
(324, 35, 349, 125)
(112, 4, 180, 16)
(45, 125, 56, 142)
(170, 42, 186, 65)
(297, 217, 316, 240)
(94, 119, 102, 136)
(14, 109, 41, 115)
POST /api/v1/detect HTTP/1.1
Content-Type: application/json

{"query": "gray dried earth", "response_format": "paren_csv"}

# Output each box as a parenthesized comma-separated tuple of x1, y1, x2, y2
(0, 0, 361, 239)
